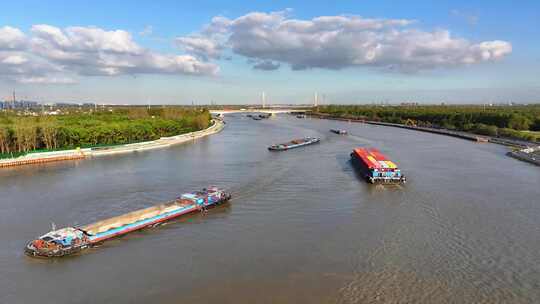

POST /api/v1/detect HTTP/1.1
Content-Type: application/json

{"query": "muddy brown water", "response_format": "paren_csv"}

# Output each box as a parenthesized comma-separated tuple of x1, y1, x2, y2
(1, 115, 539, 304)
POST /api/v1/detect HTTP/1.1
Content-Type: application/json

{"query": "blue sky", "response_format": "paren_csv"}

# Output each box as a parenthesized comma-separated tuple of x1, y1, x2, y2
(0, 0, 539, 104)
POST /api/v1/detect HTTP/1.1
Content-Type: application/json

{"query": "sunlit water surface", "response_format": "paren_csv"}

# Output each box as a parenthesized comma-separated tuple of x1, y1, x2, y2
(1, 115, 539, 304)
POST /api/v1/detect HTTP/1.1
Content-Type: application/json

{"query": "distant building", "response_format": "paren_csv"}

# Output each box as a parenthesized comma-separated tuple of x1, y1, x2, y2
(44, 110, 61, 115)
(54, 102, 79, 107)
(400, 102, 419, 106)
(0, 100, 39, 109)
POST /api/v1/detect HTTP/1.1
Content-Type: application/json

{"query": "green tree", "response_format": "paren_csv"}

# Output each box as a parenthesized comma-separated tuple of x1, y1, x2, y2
(507, 114, 531, 130)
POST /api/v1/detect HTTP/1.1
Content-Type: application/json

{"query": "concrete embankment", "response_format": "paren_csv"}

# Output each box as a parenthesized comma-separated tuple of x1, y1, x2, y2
(0, 120, 224, 168)
(507, 146, 540, 166)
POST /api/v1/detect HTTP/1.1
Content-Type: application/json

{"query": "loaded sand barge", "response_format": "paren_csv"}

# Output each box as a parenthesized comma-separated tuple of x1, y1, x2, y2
(25, 187, 231, 258)
(268, 137, 320, 151)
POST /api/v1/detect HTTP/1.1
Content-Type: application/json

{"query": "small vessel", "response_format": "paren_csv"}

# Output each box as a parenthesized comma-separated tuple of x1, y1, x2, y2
(350, 148, 406, 184)
(25, 187, 231, 258)
(296, 114, 306, 119)
(268, 137, 320, 151)
(330, 129, 348, 135)
(252, 116, 262, 120)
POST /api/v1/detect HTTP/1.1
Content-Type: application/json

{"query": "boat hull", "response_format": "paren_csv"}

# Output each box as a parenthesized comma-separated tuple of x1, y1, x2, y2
(25, 189, 231, 258)
(330, 129, 347, 135)
(25, 242, 89, 258)
(268, 138, 320, 151)
(350, 152, 406, 184)
(87, 196, 229, 243)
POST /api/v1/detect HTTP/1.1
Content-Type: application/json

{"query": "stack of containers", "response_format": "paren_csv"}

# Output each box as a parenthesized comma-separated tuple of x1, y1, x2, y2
(351, 148, 404, 182)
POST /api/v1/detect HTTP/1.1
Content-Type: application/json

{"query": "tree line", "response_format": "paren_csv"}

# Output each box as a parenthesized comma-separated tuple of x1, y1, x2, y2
(315, 105, 540, 142)
(0, 107, 211, 158)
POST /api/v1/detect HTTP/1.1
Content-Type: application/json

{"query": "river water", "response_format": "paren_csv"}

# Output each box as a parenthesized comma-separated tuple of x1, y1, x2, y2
(1, 115, 539, 304)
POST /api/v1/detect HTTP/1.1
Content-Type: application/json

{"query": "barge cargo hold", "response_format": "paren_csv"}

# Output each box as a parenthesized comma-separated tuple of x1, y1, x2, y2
(25, 187, 231, 258)
(351, 148, 406, 184)
(268, 137, 320, 151)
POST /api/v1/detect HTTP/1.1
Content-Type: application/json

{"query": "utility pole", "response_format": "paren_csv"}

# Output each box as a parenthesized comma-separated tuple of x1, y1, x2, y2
(12, 91, 16, 109)
(262, 91, 266, 108)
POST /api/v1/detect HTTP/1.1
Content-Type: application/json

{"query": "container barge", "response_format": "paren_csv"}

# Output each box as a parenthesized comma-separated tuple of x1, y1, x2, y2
(25, 187, 231, 258)
(268, 137, 320, 151)
(351, 148, 406, 184)
(330, 129, 348, 135)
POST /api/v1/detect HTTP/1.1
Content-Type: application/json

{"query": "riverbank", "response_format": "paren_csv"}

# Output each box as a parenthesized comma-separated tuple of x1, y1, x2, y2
(309, 112, 490, 141)
(507, 146, 540, 166)
(0, 119, 224, 168)
(310, 112, 540, 167)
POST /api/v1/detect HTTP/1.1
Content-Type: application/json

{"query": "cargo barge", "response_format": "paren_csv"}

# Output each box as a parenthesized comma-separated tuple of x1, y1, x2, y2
(25, 187, 231, 258)
(268, 137, 320, 151)
(351, 148, 406, 184)
(330, 129, 348, 135)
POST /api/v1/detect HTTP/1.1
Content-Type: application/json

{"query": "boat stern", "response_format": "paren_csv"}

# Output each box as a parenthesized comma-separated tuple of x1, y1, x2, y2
(207, 186, 232, 203)
(24, 240, 41, 257)
(24, 227, 89, 258)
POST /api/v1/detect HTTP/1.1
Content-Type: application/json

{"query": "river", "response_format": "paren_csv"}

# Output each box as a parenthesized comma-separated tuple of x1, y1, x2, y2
(1, 114, 539, 304)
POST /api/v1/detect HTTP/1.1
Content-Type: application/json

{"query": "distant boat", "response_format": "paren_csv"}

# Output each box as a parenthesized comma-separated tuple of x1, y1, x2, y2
(268, 137, 320, 151)
(296, 114, 306, 118)
(330, 129, 348, 135)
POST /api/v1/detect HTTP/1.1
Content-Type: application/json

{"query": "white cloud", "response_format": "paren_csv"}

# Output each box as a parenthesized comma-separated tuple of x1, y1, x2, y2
(176, 11, 511, 72)
(0, 24, 218, 84)
(2, 54, 28, 65)
(175, 36, 223, 60)
(0, 26, 26, 50)
(0, 51, 62, 82)
(16, 76, 77, 84)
